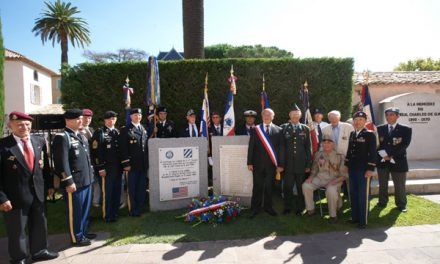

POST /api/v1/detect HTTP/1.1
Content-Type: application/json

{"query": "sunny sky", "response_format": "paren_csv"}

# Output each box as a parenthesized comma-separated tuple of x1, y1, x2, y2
(1, 0, 439, 73)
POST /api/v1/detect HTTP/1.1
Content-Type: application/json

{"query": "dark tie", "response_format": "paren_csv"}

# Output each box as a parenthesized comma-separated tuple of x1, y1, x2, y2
(191, 125, 197, 137)
(266, 125, 270, 135)
(389, 125, 394, 135)
(317, 124, 322, 143)
(21, 138, 34, 171)
(217, 127, 220, 134)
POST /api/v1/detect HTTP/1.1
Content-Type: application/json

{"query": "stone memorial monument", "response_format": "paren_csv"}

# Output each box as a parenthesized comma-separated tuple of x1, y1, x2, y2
(379, 92, 440, 160)
(211, 136, 253, 206)
(148, 138, 208, 211)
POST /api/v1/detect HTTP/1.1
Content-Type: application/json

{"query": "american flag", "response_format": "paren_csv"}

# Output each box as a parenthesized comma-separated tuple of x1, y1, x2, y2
(172, 186, 188, 199)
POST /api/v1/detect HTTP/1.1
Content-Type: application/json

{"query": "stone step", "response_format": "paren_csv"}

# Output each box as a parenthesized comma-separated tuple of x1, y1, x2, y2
(370, 178, 440, 195)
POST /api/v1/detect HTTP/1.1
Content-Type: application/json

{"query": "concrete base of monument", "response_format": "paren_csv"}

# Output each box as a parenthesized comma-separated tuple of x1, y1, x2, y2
(371, 160, 440, 195)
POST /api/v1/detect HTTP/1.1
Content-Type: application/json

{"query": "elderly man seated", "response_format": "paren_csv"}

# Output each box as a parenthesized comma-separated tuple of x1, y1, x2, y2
(302, 135, 348, 223)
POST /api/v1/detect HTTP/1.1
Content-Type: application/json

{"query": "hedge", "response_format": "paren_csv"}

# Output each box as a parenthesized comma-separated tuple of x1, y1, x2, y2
(61, 58, 354, 129)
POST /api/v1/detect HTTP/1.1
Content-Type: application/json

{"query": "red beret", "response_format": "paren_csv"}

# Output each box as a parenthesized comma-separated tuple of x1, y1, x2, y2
(353, 111, 368, 119)
(82, 109, 93, 116)
(9, 111, 33, 121)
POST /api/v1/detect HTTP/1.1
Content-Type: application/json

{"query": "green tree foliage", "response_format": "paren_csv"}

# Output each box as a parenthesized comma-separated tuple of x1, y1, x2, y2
(0, 17, 4, 132)
(61, 58, 353, 128)
(32, 0, 91, 66)
(394, 58, 440, 71)
(205, 44, 293, 59)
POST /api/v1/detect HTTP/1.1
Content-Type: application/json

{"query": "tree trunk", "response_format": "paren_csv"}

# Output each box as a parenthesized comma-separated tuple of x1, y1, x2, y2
(182, 0, 204, 59)
(61, 32, 69, 65)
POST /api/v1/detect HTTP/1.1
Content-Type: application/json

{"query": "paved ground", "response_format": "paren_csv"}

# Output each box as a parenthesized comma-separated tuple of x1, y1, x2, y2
(2, 195, 440, 264)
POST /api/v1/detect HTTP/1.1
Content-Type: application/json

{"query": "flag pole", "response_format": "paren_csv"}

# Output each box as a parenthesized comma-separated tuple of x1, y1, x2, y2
(205, 73, 212, 155)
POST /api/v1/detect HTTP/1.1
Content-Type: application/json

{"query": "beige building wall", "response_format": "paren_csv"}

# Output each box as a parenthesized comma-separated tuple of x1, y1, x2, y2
(4, 61, 26, 115)
(52, 75, 61, 104)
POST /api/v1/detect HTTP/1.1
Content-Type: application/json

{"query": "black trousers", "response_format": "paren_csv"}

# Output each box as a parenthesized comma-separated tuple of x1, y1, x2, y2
(283, 172, 306, 211)
(251, 166, 276, 212)
(378, 167, 407, 208)
(3, 197, 48, 262)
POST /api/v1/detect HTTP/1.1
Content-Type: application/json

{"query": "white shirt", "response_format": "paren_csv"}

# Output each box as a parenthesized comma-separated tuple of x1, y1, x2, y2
(13, 134, 34, 155)
(189, 124, 198, 137)
(132, 122, 141, 130)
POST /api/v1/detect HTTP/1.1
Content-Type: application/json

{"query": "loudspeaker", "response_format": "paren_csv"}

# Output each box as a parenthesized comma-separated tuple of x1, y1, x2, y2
(32, 114, 65, 130)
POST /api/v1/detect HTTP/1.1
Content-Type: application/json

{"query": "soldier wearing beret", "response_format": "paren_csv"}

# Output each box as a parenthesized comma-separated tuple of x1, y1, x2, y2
(91, 111, 122, 222)
(0, 112, 58, 263)
(153, 106, 177, 138)
(280, 105, 312, 216)
(119, 108, 149, 216)
(208, 112, 223, 136)
(235, 110, 257, 136)
(345, 111, 377, 229)
(377, 107, 412, 212)
(52, 109, 95, 246)
(179, 109, 199, 137)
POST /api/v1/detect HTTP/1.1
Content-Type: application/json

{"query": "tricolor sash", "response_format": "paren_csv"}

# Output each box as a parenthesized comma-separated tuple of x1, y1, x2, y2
(255, 124, 278, 167)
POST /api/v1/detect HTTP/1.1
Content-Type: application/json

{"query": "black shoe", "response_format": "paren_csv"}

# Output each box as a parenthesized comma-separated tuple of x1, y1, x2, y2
(265, 209, 277, 216)
(358, 224, 367, 229)
(72, 238, 91, 247)
(346, 219, 359, 224)
(248, 211, 258, 219)
(32, 250, 59, 262)
(85, 233, 97, 239)
(283, 209, 291, 215)
(398, 207, 408, 212)
(295, 210, 304, 216)
(11, 259, 30, 264)
(376, 203, 387, 208)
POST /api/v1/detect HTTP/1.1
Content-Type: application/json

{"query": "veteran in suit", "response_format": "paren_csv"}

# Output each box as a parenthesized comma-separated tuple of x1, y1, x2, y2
(247, 108, 284, 218)
(53, 109, 95, 246)
(280, 105, 312, 216)
(235, 110, 257, 136)
(345, 111, 377, 229)
(119, 108, 149, 217)
(153, 106, 177, 138)
(208, 112, 223, 136)
(0, 112, 58, 264)
(376, 107, 412, 212)
(179, 109, 199, 138)
(91, 111, 122, 222)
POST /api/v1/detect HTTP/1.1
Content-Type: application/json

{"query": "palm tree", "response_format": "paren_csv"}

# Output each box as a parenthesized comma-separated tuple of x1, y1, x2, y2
(182, 0, 204, 59)
(32, 0, 91, 66)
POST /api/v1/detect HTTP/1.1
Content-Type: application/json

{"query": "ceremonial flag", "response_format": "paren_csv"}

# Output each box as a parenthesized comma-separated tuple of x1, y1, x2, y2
(300, 81, 319, 156)
(200, 73, 210, 138)
(360, 84, 377, 131)
(146, 56, 161, 136)
(122, 77, 134, 126)
(223, 65, 237, 136)
(261, 75, 270, 110)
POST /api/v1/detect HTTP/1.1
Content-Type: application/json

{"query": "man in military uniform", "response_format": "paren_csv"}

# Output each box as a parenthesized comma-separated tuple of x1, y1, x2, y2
(52, 109, 95, 246)
(345, 111, 377, 229)
(280, 105, 312, 216)
(247, 108, 284, 218)
(235, 110, 257, 136)
(179, 109, 199, 137)
(377, 107, 412, 212)
(0, 112, 59, 263)
(91, 111, 122, 222)
(302, 135, 347, 223)
(208, 112, 223, 136)
(119, 108, 149, 217)
(153, 106, 177, 138)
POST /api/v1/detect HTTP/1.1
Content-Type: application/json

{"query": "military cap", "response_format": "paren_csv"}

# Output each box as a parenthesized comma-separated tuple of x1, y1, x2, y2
(82, 108, 93, 116)
(384, 107, 400, 114)
(9, 111, 33, 121)
(243, 110, 257, 117)
(130, 108, 142, 115)
(353, 111, 367, 119)
(291, 104, 301, 112)
(104, 111, 118, 119)
(313, 108, 323, 115)
(186, 109, 196, 116)
(322, 134, 334, 142)
(64, 109, 83, 119)
(157, 106, 167, 113)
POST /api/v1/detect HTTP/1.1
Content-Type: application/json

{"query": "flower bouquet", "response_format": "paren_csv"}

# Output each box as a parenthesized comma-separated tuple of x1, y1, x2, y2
(176, 195, 242, 226)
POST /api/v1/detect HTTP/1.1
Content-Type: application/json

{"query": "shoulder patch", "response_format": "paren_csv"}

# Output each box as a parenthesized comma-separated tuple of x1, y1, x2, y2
(92, 140, 98, 149)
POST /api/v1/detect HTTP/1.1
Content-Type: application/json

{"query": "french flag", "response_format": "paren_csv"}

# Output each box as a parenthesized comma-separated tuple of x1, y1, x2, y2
(223, 66, 237, 136)
(361, 84, 377, 131)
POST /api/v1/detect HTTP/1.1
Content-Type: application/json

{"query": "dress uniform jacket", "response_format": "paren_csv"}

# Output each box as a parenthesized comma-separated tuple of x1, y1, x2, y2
(0, 134, 53, 262)
(119, 124, 149, 172)
(179, 123, 200, 138)
(53, 128, 94, 188)
(208, 124, 223, 136)
(345, 128, 377, 171)
(376, 123, 412, 172)
(235, 123, 254, 136)
(156, 120, 177, 138)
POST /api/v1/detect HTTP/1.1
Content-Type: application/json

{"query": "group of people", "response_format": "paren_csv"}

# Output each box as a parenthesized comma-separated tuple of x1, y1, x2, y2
(246, 106, 412, 231)
(0, 102, 411, 263)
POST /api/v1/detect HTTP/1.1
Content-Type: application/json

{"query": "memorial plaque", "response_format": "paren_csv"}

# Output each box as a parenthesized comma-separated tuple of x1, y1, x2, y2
(379, 92, 440, 159)
(212, 136, 252, 206)
(149, 138, 208, 211)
